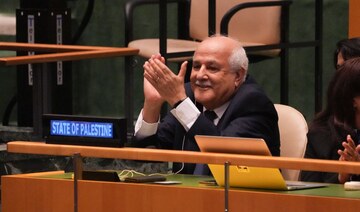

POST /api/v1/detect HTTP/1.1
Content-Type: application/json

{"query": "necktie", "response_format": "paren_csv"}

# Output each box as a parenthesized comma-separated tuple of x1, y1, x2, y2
(204, 110, 217, 122)
(193, 110, 217, 175)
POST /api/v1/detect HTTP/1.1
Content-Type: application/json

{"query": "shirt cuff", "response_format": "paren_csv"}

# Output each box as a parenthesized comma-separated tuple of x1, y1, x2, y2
(134, 109, 159, 139)
(170, 97, 200, 131)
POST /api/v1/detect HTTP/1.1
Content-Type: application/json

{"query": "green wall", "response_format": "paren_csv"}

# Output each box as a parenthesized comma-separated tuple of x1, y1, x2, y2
(0, 0, 349, 126)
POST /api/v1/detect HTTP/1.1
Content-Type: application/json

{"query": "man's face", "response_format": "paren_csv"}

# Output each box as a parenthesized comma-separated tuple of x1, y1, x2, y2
(190, 38, 243, 110)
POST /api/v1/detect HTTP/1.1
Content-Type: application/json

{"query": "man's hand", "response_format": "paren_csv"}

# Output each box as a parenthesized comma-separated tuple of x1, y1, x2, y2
(143, 54, 166, 107)
(141, 54, 188, 123)
(143, 54, 188, 107)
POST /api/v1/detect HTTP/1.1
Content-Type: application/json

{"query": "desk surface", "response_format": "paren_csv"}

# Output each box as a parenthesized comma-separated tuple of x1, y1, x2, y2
(2, 171, 360, 212)
(38, 171, 360, 200)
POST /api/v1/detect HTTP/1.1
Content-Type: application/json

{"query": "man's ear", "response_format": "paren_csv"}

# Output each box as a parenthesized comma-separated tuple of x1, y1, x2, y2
(235, 68, 245, 87)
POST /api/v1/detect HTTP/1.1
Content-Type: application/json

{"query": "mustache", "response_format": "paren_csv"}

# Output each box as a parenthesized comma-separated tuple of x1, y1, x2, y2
(195, 80, 212, 87)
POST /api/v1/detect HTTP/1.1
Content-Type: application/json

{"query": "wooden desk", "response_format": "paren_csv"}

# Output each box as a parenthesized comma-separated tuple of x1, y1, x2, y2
(2, 171, 360, 212)
(0, 42, 138, 134)
(4, 141, 360, 212)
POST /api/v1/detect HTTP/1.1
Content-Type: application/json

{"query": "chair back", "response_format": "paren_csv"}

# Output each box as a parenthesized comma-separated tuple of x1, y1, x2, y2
(189, 0, 281, 44)
(274, 104, 308, 181)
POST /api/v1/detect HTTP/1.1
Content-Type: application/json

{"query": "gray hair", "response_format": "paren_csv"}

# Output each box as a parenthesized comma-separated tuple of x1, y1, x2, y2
(228, 46, 249, 76)
(197, 34, 249, 80)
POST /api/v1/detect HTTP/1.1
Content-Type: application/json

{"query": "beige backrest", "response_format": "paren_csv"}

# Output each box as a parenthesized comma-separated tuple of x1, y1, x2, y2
(274, 104, 308, 181)
(189, 0, 281, 44)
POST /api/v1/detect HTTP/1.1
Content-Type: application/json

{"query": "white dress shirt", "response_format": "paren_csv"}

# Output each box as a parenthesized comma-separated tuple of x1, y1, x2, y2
(134, 97, 229, 139)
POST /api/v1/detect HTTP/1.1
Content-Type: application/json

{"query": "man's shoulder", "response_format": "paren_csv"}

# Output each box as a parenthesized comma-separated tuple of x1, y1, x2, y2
(235, 78, 271, 102)
(244, 74, 257, 84)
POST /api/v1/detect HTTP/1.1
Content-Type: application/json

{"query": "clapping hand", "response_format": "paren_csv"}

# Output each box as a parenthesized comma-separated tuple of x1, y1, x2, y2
(143, 54, 166, 107)
(142, 54, 188, 123)
(338, 135, 360, 162)
(143, 54, 188, 106)
(337, 135, 360, 183)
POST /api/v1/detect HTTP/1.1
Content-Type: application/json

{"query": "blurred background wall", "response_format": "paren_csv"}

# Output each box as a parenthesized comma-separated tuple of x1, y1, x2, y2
(0, 0, 349, 128)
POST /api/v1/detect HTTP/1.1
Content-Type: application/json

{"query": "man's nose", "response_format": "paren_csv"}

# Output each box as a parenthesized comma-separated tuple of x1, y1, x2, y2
(197, 65, 208, 78)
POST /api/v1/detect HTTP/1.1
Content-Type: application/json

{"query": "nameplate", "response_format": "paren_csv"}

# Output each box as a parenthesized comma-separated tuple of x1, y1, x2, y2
(43, 114, 126, 147)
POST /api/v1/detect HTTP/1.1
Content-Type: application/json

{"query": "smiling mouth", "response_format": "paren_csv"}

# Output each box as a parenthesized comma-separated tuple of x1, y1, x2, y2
(196, 85, 211, 90)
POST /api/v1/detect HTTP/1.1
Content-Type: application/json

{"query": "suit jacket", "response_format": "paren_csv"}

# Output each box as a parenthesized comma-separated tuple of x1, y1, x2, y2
(132, 75, 280, 174)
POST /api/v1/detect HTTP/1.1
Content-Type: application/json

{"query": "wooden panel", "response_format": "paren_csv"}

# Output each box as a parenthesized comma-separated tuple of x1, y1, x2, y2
(80, 182, 360, 211)
(2, 172, 360, 212)
(349, 0, 360, 37)
(2, 173, 74, 212)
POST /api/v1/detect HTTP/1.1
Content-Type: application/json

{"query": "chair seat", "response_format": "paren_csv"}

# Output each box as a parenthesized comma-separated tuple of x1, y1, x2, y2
(0, 14, 16, 35)
(128, 39, 198, 62)
(128, 38, 280, 62)
(242, 42, 281, 57)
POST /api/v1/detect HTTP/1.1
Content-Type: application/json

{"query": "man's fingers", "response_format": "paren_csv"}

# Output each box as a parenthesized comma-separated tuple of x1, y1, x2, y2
(149, 59, 166, 78)
(144, 69, 160, 86)
(144, 61, 162, 82)
(178, 61, 188, 79)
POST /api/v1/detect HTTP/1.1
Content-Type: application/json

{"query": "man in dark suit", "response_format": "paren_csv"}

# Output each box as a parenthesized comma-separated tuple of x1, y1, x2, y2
(132, 35, 280, 174)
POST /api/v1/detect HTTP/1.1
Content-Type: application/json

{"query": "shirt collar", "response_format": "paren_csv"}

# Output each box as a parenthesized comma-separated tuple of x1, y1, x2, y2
(204, 101, 230, 121)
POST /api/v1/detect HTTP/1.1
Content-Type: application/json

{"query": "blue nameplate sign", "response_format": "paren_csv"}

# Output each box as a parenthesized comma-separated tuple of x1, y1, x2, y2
(43, 114, 126, 147)
(50, 120, 113, 138)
